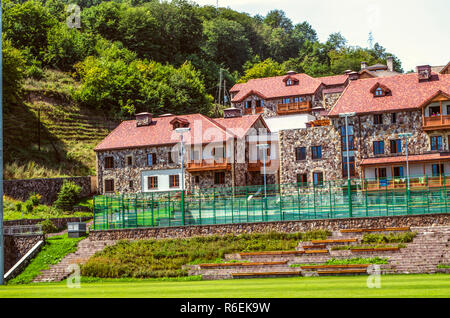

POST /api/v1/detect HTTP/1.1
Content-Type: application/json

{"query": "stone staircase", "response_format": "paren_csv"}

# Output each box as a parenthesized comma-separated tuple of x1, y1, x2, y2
(186, 226, 450, 280)
(32, 238, 116, 283)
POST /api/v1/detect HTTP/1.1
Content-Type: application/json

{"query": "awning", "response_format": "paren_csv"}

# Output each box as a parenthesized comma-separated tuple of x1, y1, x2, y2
(360, 152, 450, 166)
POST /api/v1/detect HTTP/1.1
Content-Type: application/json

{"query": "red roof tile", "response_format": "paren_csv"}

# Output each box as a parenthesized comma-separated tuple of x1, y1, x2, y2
(319, 74, 349, 86)
(231, 73, 323, 102)
(94, 114, 265, 151)
(328, 73, 450, 116)
(360, 153, 450, 166)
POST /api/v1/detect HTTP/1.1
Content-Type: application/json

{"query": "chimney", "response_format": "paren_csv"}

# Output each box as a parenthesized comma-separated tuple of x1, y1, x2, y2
(386, 56, 394, 72)
(348, 71, 359, 81)
(417, 65, 432, 81)
(136, 112, 153, 127)
(223, 107, 242, 118)
(361, 61, 368, 70)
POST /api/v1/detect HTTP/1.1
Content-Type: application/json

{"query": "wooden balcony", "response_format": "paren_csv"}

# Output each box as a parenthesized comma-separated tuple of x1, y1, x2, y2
(363, 176, 450, 192)
(186, 159, 231, 172)
(244, 108, 252, 115)
(248, 160, 271, 172)
(277, 101, 311, 115)
(243, 107, 264, 115)
(423, 115, 450, 130)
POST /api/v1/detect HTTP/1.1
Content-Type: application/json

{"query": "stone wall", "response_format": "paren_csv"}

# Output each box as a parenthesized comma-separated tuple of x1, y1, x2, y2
(89, 213, 449, 241)
(4, 234, 45, 272)
(3, 216, 92, 231)
(3, 176, 93, 205)
(278, 125, 342, 184)
(323, 92, 342, 110)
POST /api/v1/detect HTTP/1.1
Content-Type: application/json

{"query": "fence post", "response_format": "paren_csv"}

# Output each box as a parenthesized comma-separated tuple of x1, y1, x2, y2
(385, 182, 388, 216)
(297, 182, 301, 220)
(364, 180, 368, 217)
(245, 187, 249, 222)
(93, 196, 96, 230)
(198, 192, 202, 225)
(426, 176, 430, 214)
(444, 174, 447, 213)
(313, 181, 316, 219)
(121, 194, 125, 229)
(348, 179, 352, 218)
(213, 188, 216, 224)
(329, 181, 333, 218)
(279, 183, 283, 221)
(168, 191, 171, 227)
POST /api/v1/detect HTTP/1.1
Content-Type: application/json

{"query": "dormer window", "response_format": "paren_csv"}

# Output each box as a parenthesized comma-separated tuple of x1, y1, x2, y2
(283, 76, 299, 86)
(170, 117, 189, 130)
(370, 83, 391, 97)
(286, 79, 293, 86)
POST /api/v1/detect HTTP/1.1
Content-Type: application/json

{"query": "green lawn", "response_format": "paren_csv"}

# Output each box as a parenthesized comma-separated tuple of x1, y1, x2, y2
(0, 274, 449, 298)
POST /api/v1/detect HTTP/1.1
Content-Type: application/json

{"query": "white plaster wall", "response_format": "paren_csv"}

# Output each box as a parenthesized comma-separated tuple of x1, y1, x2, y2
(141, 169, 183, 192)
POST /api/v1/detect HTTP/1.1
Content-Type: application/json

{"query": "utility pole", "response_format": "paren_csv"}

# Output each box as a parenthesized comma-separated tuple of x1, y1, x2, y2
(0, 5, 4, 285)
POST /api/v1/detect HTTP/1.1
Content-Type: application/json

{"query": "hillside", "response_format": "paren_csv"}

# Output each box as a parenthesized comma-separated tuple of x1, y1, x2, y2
(4, 69, 120, 180)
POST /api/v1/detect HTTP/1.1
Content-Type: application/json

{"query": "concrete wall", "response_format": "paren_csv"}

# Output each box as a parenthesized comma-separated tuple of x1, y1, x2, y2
(3, 176, 93, 205)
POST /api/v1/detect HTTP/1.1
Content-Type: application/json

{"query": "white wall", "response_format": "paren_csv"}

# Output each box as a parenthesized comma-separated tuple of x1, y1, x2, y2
(365, 163, 450, 179)
(141, 169, 183, 192)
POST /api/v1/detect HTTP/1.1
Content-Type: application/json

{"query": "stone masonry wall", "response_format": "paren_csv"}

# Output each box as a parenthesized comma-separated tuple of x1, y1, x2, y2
(89, 213, 449, 240)
(4, 234, 45, 272)
(278, 125, 342, 185)
(3, 216, 92, 231)
(3, 176, 92, 205)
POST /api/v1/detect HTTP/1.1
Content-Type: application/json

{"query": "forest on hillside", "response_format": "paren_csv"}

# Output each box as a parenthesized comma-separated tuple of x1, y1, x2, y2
(3, 0, 404, 119)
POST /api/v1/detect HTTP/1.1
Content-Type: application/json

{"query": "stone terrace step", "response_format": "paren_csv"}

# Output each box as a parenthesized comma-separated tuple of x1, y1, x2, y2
(232, 271, 302, 279)
(198, 261, 288, 269)
(299, 264, 370, 270)
(340, 227, 410, 233)
(316, 269, 368, 276)
(311, 238, 358, 244)
(239, 250, 328, 257)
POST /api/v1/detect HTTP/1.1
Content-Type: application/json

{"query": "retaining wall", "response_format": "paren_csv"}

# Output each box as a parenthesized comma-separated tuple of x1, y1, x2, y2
(3, 176, 95, 205)
(4, 234, 45, 273)
(4, 216, 92, 231)
(89, 213, 449, 241)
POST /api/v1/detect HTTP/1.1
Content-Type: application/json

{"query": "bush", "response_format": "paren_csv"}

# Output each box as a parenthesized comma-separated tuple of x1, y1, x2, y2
(15, 202, 22, 212)
(38, 218, 58, 234)
(54, 181, 82, 211)
(29, 192, 42, 207)
(24, 200, 34, 213)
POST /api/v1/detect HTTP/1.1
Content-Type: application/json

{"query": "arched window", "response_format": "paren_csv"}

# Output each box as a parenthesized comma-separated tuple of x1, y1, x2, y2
(375, 87, 383, 96)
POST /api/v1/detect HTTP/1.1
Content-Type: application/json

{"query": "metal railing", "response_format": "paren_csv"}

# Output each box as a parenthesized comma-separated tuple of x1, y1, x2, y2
(92, 175, 450, 231)
(4, 224, 43, 236)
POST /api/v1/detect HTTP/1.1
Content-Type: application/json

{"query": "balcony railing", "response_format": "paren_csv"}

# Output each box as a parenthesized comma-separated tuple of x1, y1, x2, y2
(187, 159, 231, 172)
(248, 160, 271, 172)
(423, 115, 450, 129)
(243, 107, 264, 115)
(277, 101, 311, 115)
(364, 176, 450, 191)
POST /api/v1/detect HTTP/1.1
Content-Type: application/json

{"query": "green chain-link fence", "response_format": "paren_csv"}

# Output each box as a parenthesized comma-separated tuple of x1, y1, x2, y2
(92, 175, 450, 230)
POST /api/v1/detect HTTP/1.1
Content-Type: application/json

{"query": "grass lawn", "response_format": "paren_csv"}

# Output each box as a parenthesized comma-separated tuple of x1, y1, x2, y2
(0, 274, 449, 298)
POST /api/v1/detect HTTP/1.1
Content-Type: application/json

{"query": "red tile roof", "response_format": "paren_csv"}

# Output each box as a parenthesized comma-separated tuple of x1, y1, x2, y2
(360, 153, 450, 166)
(230, 73, 323, 102)
(318, 74, 349, 86)
(328, 73, 450, 116)
(94, 114, 265, 151)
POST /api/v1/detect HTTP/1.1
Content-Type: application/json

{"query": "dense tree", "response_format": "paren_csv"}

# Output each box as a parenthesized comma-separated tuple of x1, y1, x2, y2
(202, 17, 251, 72)
(264, 10, 293, 32)
(2, 0, 57, 58)
(238, 58, 286, 83)
(2, 40, 26, 109)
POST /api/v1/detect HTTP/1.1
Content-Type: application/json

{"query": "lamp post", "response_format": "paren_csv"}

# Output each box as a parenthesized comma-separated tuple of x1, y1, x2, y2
(339, 112, 356, 218)
(175, 127, 191, 226)
(398, 133, 412, 189)
(257, 143, 270, 220)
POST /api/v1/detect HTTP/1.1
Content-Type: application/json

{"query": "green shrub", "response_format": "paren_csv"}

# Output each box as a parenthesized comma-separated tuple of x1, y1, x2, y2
(15, 202, 22, 212)
(29, 192, 42, 207)
(24, 200, 34, 213)
(38, 219, 59, 234)
(361, 232, 417, 244)
(54, 181, 82, 211)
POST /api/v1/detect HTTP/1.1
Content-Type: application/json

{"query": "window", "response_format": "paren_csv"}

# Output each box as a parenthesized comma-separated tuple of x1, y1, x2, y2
(147, 153, 157, 166)
(286, 79, 293, 86)
(129, 180, 133, 189)
(297, 174, 307, 186)
(431, 136, 443, 151)
(168, 152, 174, 164)
(195, 176, 200, 184)
(390, 139, 401, 154)
(213, 147, 224, 160)
(105, 179, 114, 193)
(214, 172, 225, 184)
(373, 141, 385, 155)
(432, 164, 444, 176)
(375, 87, 383, 96)
(169, 175, 180, 188)
(313, 172, 324, 186)
(245, 101, 252, 109)
(392, 113, 397, 124)
(375, 168, 387, 179)
(147, 176, 158, 189)
(191, 150, 201, 161)
(342, 155, 355, 178)
(255, 100, 262, 107)
(311, 146, 322, 160)
(105, 157, 114, 169)
(126, 155, 133, 167)
(340, 126, 354, 151)
(393, 166, 404, 178)
(374, 114, 383, 125)
(295, 147, 306, 161)
(429, 106, 441, 117)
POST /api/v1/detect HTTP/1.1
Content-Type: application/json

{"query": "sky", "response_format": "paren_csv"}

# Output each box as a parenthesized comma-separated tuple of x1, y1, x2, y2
(192, 0, 450, 72)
